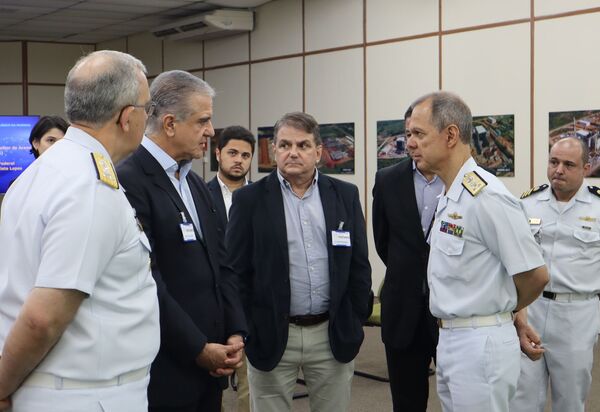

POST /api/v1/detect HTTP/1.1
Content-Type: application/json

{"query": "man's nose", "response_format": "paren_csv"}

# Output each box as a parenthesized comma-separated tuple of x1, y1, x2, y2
(206, 121, 215, 137)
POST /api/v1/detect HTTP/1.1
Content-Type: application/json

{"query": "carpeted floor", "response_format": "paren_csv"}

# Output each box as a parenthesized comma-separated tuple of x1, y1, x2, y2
(224, 326, 600, 411)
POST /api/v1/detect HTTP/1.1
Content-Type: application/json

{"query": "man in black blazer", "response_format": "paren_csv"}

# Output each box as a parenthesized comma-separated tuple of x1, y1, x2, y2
(207, 125, 255, 228)
(225, 112, 372, 412)
(372, 107, 441, 411)
(116, 70, 247, 412)
(207, 125, 255, 412)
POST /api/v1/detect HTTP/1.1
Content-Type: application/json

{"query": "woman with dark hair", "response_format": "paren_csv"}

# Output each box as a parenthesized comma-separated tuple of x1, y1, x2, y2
(29, 115, 69, 158)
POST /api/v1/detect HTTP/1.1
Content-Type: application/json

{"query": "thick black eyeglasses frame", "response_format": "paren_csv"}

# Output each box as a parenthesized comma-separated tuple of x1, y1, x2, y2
(115, 101, 156, 124)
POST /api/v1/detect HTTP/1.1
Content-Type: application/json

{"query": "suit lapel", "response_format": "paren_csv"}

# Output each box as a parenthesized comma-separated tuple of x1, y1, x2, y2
(265, 171, 289, 271)
(397, 161, 426, 243)
(207, 177, 227, 225)
(188, 173, 213, 242)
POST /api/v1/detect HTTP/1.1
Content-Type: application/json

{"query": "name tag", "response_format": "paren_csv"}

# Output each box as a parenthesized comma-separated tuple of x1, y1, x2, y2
(180, 223, 197, 242)
(331, 230, 351, 247)
(528, 218, 541, 225)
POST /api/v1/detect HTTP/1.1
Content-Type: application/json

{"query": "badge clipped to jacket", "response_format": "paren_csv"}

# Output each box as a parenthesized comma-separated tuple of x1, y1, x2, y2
(332, 221, 351, 247)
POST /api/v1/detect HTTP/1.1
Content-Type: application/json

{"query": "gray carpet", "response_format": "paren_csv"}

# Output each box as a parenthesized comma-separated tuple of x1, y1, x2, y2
(224, 326, 600, 411)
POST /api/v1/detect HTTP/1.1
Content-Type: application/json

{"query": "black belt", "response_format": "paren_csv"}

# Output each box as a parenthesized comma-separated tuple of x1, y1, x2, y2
(542, 291, 557, 300)
(289, 312, 329, 327)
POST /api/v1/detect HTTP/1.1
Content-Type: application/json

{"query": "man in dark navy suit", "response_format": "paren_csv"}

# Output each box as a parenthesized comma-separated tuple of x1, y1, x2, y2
(117, 70, 247, 412)
(207, 125, 254, 412)
(372, 106, 440, 411)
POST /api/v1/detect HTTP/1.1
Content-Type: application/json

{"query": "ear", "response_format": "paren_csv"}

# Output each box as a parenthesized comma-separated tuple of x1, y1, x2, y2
(583, 162, 591, 175)
(162, 114, 176, 137)
(315, 144, 323, 163)
(445, 124, 460, 148)
(117, 106, 135, 132)
(32, 140, 40, 151)
(215, 148, 221, 163)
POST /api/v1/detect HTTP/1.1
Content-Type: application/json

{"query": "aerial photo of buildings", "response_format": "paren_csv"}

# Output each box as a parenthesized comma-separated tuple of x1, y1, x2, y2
(376, 119, 408, 170)
(471, 114, 515, 177)
(319, 122, 355, 174)
(549, 110, 600, 177)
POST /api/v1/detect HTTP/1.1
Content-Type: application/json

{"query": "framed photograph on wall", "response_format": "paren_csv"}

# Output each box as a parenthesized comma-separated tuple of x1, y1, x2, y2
(257, 126, 276, 173)
(319, 122, 354, 174)
(471, 114, 514, 177)
(549, 110, 600, 177)
(209, 128, 223, 172)
(376, 119, 408, 170)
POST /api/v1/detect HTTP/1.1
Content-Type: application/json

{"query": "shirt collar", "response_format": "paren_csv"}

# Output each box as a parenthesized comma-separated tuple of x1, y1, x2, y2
(546, 181, 592, 204)
(276, 168, 319, 191)
(64, 126, 112, 160)
(142, 136, 193, 179)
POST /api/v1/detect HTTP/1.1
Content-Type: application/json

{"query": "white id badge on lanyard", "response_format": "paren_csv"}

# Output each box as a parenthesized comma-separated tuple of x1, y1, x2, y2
(179, 212, 196, 242)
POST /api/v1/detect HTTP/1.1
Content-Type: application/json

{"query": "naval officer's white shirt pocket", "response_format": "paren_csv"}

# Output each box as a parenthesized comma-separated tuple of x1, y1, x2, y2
(434, 234, 466, 279)
(573, 229, 600, 244)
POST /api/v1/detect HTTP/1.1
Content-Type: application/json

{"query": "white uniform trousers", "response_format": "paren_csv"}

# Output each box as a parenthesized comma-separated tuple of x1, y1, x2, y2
(510, 297, 600, 412)
(436, 321, 520, 412)
(9, 374, 149, 412)
(247, 320, 354, 412)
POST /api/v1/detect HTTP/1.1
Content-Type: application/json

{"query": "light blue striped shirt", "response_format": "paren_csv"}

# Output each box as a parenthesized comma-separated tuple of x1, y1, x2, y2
(412, 161, 443, 236)
(142, 136, 203, 239)
(277, 169, 330, 316)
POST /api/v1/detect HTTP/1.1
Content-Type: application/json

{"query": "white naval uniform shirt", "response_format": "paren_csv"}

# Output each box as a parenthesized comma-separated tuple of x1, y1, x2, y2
(0, 127, 160, 380)
(428, 157, 545, 319)
(521, 183, 600, 294)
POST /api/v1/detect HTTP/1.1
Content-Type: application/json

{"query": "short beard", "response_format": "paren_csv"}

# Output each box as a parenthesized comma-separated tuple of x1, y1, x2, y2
(221, 169, 247, 182)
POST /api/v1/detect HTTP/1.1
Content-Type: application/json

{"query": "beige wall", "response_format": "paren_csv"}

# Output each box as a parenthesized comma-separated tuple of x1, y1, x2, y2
(2, 1, 600, 288)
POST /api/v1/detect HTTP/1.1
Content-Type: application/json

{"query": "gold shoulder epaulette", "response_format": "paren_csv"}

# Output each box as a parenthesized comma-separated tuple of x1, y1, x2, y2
(91, 152, 119, 189)
(588, 185, 600, 198)
(520, 184, 548, 199)
(462, 171, 487, 197)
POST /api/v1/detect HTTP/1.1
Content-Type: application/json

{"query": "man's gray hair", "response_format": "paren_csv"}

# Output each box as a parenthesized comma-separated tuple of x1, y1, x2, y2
(412, 91, 473, 145)
(65, 50, 146, 128)
(273, 112, 321, 145)
(146, 70, 215, 135)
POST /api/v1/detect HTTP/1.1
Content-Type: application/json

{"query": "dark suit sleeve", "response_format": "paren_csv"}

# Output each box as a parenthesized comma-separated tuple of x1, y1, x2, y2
(215, 209, 247, 339)
(349, 186, 372, 323)
(372, 170, 389, 264)
(119, 167, 208, 364)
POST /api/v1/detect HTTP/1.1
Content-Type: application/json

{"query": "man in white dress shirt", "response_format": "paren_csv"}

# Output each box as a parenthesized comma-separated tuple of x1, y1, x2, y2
(511, 137, 600, 412)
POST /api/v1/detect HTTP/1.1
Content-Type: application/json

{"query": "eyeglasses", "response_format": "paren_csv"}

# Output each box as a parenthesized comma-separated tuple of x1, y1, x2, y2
(115, 101, 156, 124)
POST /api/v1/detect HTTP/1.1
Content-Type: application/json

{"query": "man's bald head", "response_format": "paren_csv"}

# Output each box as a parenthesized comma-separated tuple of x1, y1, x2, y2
(551, 137, 589, 165)
(547, 137, 590, 201)
(65, 50, 146, 128)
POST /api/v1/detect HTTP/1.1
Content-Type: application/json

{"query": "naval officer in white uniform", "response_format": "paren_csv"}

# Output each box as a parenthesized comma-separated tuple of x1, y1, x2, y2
(0, 50, 160, 412)
(511, 137, 600, 412)
(407, 91, 548, 412)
